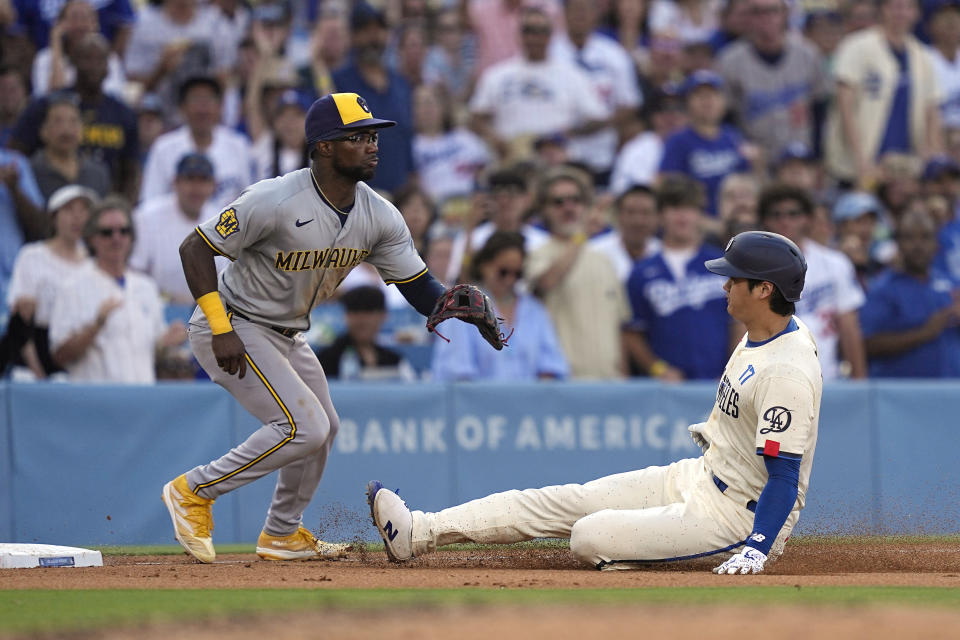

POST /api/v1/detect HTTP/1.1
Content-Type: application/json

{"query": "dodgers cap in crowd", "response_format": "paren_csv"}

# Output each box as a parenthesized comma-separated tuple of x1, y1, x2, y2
(305, 93, 396, 146)
(681, 69, 725, 95)
(705, 231, 807, 302)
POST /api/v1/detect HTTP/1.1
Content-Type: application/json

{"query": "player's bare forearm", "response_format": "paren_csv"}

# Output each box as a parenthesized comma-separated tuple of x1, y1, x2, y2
(180, 232, 221, 299)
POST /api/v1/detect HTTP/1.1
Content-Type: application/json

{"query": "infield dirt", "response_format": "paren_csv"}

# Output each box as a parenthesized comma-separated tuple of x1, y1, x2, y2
(1, 539, 958, 590)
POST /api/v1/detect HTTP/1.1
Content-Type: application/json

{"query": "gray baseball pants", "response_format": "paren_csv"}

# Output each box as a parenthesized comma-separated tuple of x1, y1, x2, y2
(185, 314, 339, 536)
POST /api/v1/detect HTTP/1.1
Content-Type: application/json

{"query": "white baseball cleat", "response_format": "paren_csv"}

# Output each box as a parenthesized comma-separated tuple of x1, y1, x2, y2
(365, 481, 413, 562)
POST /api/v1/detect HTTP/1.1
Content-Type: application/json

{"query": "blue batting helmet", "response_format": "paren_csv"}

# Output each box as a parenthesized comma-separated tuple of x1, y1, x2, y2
(704, 231, 807, 302)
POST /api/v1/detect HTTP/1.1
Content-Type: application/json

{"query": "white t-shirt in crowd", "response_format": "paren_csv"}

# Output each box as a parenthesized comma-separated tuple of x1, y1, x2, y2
(794, 238, 865, 380)
(550, 33, 642, 173)
(609, 132, 665, 195)
(31, 48, 127, 98)
(130, 193, 228, 304)
(589, 231, 661, 283)
(929, 46, 960, 128)
(6, 241, 89, 326)
(48, 263, 167, 384)
(446, 222, 551, 284)
(469, 56, 607, 141)
(413, 129, 492, 205)
(140, 125, 253, 210)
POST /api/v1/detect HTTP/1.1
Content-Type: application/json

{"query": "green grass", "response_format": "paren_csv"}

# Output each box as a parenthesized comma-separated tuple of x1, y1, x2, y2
(1, 587, 959, 635)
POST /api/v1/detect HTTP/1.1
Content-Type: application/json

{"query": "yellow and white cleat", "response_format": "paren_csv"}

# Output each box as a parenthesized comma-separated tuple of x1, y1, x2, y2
(161, 474, 216, 563)
(256, 526, 351, 561)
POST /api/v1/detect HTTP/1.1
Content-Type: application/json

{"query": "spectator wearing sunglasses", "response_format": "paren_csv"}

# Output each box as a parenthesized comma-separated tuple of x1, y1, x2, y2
(526, 167, 629, 379)
(431, 230, 568, 381)
(48, 196, 187, 383)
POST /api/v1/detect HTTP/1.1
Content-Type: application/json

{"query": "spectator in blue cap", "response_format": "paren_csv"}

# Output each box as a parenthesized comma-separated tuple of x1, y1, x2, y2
(659, 70, 755, 217)
(332, 2, 415, 195)
(833, 190, 893, 285)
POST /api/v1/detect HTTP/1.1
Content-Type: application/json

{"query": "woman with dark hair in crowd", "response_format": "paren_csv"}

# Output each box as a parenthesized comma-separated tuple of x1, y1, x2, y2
(0, 185, 94, 379)
(430, 230, 568, 381)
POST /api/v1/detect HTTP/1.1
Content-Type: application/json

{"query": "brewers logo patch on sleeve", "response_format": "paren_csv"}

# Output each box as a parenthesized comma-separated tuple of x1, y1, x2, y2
(216, 208, 240, 238)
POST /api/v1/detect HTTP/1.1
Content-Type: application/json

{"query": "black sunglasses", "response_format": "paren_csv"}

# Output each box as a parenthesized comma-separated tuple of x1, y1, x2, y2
(335, 132, 379, 145)
(96, 226, 133, 238)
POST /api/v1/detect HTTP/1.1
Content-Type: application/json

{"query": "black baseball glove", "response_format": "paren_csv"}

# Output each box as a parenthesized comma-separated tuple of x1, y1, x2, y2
(426, 284, 510, 350)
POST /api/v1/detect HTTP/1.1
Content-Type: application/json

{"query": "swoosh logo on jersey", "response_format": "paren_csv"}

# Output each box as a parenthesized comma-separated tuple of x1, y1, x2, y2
(295, 218, 314, 227)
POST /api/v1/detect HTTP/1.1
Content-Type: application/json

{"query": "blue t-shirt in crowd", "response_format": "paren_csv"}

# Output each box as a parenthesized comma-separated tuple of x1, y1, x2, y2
(859, 269, 960, 377)
(659, 125, 751, 216)
(332, 62, 415, 195)
(431, 293, 569, 381)
(933, 216, 960, 283)
(626, 244, 730, 379)
(877, 45, 912, 157)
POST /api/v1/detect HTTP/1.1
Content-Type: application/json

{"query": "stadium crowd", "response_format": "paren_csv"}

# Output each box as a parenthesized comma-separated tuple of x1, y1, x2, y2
(2, 0, 960, 384)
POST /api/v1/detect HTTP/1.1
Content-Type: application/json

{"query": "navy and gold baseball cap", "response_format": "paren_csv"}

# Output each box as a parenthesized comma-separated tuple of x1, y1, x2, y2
(305, 93, 396, 146)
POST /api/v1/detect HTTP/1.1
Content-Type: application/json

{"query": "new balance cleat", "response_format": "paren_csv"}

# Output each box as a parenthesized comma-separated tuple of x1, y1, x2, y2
(161, 474, 216, 563)
(256, 526, 351, 561)
(366, 480, 413, 562)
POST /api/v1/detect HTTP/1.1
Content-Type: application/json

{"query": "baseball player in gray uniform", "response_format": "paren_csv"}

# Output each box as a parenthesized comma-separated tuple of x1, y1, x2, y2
(369, 231, 822, 574)
(161, 92, 489, 563)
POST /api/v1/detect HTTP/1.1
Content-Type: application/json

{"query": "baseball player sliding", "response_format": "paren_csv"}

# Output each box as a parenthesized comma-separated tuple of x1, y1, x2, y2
(369, 231, 821, 574)
(162, 93, 504, 563)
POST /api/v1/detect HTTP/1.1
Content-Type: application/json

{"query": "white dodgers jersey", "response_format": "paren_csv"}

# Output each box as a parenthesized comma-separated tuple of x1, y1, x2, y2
(702, 316, 822, 511)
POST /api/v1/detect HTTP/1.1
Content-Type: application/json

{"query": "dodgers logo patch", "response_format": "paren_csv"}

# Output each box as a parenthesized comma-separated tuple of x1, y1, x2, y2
(760, 406, 792, 434)
(215, 208, 239, 238)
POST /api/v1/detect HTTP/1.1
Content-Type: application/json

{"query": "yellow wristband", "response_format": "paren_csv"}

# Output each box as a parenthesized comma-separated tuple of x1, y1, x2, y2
(197, 291, 233, 335)
(649, 360, 668, 377)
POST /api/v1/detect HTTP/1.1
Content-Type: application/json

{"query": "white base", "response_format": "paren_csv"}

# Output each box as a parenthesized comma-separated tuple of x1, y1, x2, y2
(0, 543, 103, 569)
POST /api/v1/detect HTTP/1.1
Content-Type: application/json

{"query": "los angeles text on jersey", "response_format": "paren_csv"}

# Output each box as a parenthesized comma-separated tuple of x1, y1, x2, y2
(716, 373, 739, 418)
(274, 248, 371, 272)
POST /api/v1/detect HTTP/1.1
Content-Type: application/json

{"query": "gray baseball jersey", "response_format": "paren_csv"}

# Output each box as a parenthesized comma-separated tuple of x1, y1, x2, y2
(196, 168, 425, 330)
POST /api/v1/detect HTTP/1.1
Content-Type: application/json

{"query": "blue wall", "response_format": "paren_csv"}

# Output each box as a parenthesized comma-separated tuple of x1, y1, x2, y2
(0, 380, 957, 546)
